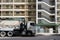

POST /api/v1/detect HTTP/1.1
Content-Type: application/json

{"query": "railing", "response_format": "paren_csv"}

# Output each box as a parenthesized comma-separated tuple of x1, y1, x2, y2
(38, 8, 55, 14)
(38, 0, 55, 6)
(38, 15, 55, 22)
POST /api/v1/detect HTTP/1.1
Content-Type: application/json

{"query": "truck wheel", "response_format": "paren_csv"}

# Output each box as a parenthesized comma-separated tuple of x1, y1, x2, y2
(28, 32, 31, 36)
(0, 31, 6, 37)
(22, 31, 26, 35)
(27, 31, 32, 36)
(7, 31, 13, 37)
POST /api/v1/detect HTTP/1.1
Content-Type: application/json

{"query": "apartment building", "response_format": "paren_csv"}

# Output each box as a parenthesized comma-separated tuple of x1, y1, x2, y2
(36, 0, 58, 33)
(0, 0, 60, 34)
(57, 0, 60, 33)
(0, 0, 36, 22)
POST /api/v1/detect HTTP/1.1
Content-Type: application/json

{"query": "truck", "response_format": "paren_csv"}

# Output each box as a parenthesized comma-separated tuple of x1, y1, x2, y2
(0, 20, 36, 37)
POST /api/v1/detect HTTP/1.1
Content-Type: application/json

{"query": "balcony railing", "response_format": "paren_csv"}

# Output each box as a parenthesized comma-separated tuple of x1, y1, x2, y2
(1, 11, 13, 16)
(38, 15, 55, 22)
(38, 8, 55, 14)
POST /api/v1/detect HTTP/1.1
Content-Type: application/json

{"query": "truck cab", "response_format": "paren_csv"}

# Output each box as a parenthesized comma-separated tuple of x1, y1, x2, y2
(26, 21, 35, 36)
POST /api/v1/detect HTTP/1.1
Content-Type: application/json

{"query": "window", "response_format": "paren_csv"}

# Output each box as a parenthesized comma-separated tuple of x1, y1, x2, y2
(30, 23, 35, 26)
(16, 11, 20, 14)
(5, 11, 9, 15)
(21, 11, 24, 13)
(32, 5, 36, 9)
(50, 8, 55, 13)
(14, 0, 20, 2)
(15, 5, 20, 9)
(28, 5, 31, 9)
(28, 18, 31, 21)
(3, 0, 13, 2)
(21, 0, 25, 2)
(28, 0, 31, 2)
(3, 5, 13, 9)
(57, 11, 60, 14)
(38, 0, 42, 1)
(28, 11, 32, 16)
(32, 0, 36, 2)
(38, 12, 41, 17)
(21, 5, 24, 9)
(6, 11, 9, 13)
(38, 4, 42, 9)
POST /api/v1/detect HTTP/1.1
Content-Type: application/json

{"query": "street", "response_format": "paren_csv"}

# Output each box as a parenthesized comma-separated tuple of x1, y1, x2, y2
(0, 35, 60, 40)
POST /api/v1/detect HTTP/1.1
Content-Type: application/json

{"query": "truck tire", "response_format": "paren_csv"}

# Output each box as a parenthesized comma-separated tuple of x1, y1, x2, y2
(28, 32, 31, 36)
(22, 31, 26, 35)
(0, 31, 6, 37)
(7, 31, 13, 37)
(27, 31, 32, 36)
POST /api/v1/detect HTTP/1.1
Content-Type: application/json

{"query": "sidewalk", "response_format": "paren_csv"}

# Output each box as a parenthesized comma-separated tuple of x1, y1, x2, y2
(35, 33, 60, 36)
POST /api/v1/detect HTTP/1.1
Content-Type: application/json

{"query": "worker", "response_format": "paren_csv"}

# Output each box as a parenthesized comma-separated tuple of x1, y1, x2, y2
(20, 22, 25, 34)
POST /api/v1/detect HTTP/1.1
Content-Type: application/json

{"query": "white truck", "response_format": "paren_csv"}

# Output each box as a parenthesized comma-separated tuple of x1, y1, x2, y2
(0, 20, 36, 37)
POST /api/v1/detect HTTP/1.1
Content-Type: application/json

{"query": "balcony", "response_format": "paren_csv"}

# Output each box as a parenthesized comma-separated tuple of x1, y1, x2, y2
(14, 11, 25, 16)
(14, 5, 25, 9)
(27, 0, 36, 2)
(38, 8, 55, 14)
(39, 15, 55, 22)
(14, 0, 25, 2)
(2, 13, 13, 16)
(28, 17, 36, 21)
(26, 5, 36, 9)
(38, 19, 49, 24)
(38, 12, 55, 22)
(26, 11, 36, 16)
(28, 13, 36, 16)
(3, 0, 13, 3)
(2, 11, 13, 16)
(38, 4, 55, 14)
(2, 5, 13, 9)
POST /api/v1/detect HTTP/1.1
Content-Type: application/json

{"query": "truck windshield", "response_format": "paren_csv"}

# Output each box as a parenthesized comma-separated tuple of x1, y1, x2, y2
(30, 23, 35, 26)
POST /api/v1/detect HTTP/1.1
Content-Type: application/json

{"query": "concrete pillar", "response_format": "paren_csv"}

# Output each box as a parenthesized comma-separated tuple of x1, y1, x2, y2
(58, 26, 60, 33)
(49, 28, 53, 33)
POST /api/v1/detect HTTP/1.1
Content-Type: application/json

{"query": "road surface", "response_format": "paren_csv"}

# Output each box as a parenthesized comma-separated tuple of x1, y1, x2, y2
(0, 36, 60, 40)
